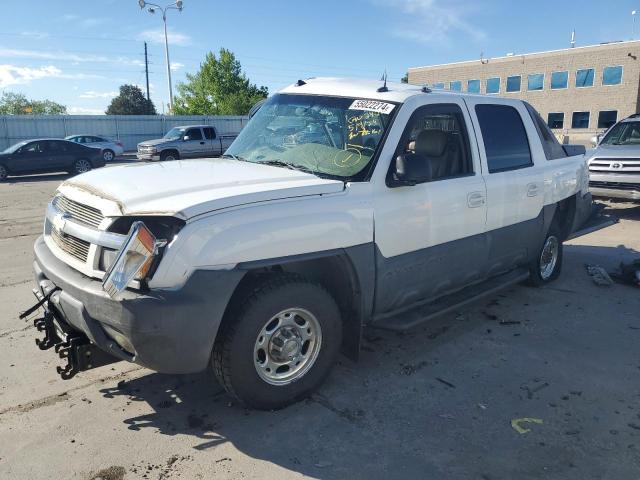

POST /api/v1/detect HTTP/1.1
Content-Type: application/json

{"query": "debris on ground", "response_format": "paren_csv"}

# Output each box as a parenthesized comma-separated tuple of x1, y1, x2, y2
(435, 377, 456, 389)
(89, 466, 126, 480)
(610, 259, 640, 287)
(585, 264, 614, 286)
(511, 418, 543, 434)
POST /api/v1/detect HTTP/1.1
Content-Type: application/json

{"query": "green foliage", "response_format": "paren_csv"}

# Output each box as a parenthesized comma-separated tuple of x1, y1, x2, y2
(0, 92, 67, 115)
(173, 48, 268, 116)
(106, 84, 157, 115)
(400, 74, 408, 84)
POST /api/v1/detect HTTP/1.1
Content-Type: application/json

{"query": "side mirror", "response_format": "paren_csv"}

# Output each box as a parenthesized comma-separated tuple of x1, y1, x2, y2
(183, 135, 190, 141)
(393, 153, 432, 186)
(563, 144, 586, 157)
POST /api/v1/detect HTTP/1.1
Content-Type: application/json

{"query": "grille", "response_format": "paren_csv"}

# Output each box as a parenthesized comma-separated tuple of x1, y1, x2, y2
(589, 158, 640, 174)
(589, 181, 640, 191)
(52, 195, 104, 228)
(50, 225, 90, 262)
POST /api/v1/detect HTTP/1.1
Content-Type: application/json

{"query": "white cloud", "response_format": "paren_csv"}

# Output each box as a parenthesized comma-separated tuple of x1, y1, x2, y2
(374, 0, 486, 45)
(0, 64, 61, 88)
(170, 62, 184, 71)
(79, 90, 118, 99)
(0, 47, 109, 63)
(137, 29, 191, 46)
(60, 14, 105, 29)
(67, 106, 105, 115)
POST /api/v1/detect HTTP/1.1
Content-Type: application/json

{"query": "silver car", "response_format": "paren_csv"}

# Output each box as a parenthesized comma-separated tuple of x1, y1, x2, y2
(65, 135, 124, 162)
(587, 115, 640, 201)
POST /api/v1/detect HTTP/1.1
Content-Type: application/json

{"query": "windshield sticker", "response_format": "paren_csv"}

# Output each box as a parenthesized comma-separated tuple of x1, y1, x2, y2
(348, 99, 395, 114)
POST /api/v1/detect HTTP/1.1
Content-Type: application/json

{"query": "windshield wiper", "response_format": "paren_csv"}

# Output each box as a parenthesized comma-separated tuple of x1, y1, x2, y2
(221, 153, 247, 162)
(258, 159, 316, 175)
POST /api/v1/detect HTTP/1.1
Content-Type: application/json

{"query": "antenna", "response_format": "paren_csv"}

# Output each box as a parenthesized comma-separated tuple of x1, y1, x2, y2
(377, 70, 388, 92)
(571, 29, 576, 48)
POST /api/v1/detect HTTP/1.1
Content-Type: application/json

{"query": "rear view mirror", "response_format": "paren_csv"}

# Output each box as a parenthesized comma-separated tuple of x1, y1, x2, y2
(563, 145, 586, 156)
(393, 153, 432, 186)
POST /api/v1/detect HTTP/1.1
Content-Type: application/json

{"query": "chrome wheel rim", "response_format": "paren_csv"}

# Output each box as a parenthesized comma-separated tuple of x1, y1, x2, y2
(103, 150, 114, 161)
(540, 235, 559, 280)
(254, 308, 322, 386)
(75, 159, 91, 173)
(164, 155, 175, 161)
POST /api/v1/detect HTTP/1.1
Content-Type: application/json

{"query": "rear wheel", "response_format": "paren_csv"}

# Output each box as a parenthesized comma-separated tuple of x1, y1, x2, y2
(528, 222, 563, 286)
(0, 164, 7, 181)
(72, 159, 92, 175)
(212, 274, 342, 410)
(102, 149, 115, 162)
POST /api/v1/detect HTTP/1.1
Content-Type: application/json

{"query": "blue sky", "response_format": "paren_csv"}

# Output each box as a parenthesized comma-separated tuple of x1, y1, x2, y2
(0, 0, 637, 114)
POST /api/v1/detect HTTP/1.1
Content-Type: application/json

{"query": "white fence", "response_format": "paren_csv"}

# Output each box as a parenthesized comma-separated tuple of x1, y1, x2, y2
(0, 115, 249, 151)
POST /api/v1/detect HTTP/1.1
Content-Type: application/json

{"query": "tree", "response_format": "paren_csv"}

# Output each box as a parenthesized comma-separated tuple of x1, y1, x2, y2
(173, 48, 268, 116)
(0, 92, 67, 114)
(106, 84, 156, 115)
(400, 74, 408, 84)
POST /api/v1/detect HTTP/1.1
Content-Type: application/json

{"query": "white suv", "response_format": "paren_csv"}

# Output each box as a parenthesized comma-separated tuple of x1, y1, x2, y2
(28, 78, 591, 409)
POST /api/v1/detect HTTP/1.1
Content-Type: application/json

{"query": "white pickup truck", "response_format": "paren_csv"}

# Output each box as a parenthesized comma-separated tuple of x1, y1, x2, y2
(27, 78, 591, 410)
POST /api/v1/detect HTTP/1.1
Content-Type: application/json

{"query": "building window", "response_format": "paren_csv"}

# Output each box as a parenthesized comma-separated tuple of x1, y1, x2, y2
(486, 77, 500, 94)
(550, 71, 568, 89)
(547, 113, 564, 129)
(576, 68, 594, 87)
(571, 111, 590, 129)
(528, 73, 544, 91)
(449, 81, 462, 91)
(506, 75, 521, 92)
(433, 82, 445, 89)
(467, 79, 480, 93)
(597, 111, 618, 129)
(602, 66, 623, 86)
(475, 104, 533, 173)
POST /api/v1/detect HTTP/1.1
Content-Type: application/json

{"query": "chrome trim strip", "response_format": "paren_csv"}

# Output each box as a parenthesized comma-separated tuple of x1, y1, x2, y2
(46, 202, 126, 250)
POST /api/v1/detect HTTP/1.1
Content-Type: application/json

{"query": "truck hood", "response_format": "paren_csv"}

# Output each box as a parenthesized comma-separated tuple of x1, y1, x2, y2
(138, 138, 173, 147)
(589, 144, 640, 159)
(58, 159, 345, 219)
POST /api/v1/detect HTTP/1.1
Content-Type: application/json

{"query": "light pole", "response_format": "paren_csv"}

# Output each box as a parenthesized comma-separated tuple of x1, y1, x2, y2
(138, 0, 183, 113)
(633, 10, 637, 40)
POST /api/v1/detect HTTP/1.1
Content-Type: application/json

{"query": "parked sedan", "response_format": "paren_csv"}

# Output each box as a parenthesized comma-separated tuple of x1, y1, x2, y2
(0, 139, 105, 181)
(65, 135, 124, 162)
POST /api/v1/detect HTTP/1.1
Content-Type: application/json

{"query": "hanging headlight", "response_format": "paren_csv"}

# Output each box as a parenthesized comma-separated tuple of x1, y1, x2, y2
(102, 222, 166, 298)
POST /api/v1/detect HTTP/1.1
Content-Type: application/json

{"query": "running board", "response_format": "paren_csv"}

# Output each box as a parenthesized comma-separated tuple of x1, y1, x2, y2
(374, 268, 530, 331)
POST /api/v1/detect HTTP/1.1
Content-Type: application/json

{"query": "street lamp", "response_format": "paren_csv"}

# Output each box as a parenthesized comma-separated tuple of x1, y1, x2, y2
(633, 10, 637, 40)
(138, 0, 183, 113)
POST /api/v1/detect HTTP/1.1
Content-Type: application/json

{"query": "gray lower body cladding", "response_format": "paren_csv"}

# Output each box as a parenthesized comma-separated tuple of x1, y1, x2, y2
(33, 235, 244, 373)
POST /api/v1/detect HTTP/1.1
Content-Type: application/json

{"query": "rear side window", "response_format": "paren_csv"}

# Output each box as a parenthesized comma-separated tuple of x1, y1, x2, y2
(203, 127, 216, 140)
(524, 102, 567, 160)
(475, 104, 533, 173)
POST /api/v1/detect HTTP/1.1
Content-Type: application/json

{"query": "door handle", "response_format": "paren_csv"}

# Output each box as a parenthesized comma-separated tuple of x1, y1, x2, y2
(526, 183, 540, 197)
(200, 141, 205, 145)
(467, 191, 486, 208)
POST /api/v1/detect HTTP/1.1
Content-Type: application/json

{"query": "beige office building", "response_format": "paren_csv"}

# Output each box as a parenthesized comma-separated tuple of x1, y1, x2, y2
(407, 40, 640, 145)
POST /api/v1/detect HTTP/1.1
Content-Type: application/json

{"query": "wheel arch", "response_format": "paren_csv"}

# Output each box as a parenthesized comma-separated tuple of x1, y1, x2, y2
(223, 245, 375, 362)
(161, 149, 180, 160)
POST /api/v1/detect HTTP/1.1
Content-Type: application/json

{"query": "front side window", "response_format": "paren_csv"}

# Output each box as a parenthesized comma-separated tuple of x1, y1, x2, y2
(547, 113, 564, 129)
(551, 71, 568, 89)
(226, 94, 395, 180)
(576, 68, 594, 87)
(528, 73, 544, 91)
(475, 104, 532, 173)
(597, 111, 618, 129)
(393, 103, 473, 182)
(449, 81, 462, 91)
(22, 142, 44, 154)
(571, 112, 590, 129)
(602, 66, 623, 86)
(600, 121, 640, 145)
(186, 128, 203, 140)
(506, 76, 521, 92)
(467, 79, 480, 93)
(486, 77, 500, 94)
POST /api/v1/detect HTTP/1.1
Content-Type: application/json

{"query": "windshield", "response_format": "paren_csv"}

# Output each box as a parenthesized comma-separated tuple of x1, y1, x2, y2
(2, 141, 28, 154)
(600, 122, 640, 146)
(225, 94, 396, 179)
(163, 127, 186, 140)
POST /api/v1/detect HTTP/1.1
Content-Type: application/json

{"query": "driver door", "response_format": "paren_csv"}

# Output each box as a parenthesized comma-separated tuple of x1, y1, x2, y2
(9, 141, 46, 174)
(182, 127, 206, 157)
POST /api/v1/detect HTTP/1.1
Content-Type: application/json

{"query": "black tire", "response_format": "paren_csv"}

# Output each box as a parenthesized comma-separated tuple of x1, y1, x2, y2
(212, 273, 342, 410)
(72, 158, 92, 175)
(0, 164, 7, 181)
(160, 150, 179, 161)
(102, 149, 115, 162)
(527, 221, 563, 286)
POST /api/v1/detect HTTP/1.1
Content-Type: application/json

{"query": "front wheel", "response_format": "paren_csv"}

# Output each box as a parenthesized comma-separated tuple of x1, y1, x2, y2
(0, 164, 7, 181)
(528, 222, 563, 286)
(72, 158, 92, 175)
(160, 151, 179, 161)
(212, 274, 342, 410)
